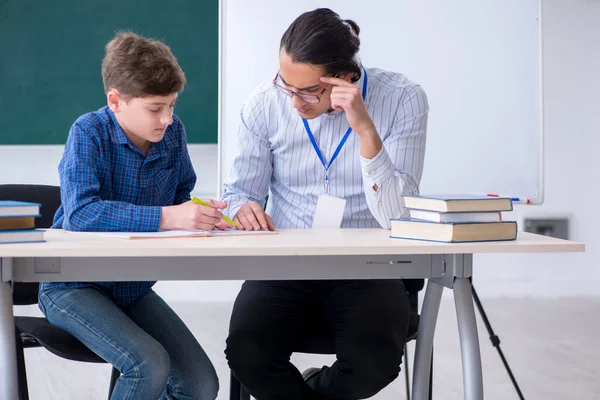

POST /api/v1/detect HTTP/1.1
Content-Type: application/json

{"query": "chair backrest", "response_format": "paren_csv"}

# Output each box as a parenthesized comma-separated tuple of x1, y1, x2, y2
(0, 184, 61, 305)
(404, 279, 424, 293)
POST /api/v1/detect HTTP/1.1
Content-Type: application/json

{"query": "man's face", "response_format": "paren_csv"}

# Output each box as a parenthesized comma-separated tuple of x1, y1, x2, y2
(277, 50, 334, 120)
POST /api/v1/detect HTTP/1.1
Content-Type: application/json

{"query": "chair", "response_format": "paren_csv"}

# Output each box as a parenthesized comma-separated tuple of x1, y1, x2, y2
(0, 184, 119, 400)
(229, 279, 433, 400)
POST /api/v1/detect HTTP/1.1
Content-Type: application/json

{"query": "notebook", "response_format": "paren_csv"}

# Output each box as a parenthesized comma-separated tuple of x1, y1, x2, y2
(390, 218, 517, 243)
(72, 229, 278, 240)
(402, 195, 513, 213)
(0, 201, 41, 217)
(0, 229, 45, 244)
(409, 209, 502, 223)
(0, 216, 36, 231)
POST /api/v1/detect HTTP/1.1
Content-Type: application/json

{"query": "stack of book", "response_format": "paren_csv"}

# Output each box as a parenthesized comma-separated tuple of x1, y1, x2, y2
(0, 201, 45, 244)
(391, 195, 517, 243)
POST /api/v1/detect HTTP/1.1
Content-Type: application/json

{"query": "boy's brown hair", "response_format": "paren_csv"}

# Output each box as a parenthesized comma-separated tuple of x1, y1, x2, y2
(101, 32, 186, 99)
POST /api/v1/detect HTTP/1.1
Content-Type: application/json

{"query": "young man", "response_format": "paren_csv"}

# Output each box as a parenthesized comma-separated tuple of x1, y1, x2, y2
(222, 8, 429, 400)
(39, 32, 220, 399)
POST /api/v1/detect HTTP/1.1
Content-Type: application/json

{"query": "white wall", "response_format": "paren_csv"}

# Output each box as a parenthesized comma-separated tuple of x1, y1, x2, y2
(220, 0, 544, 203)
(470, 0, 600, 297)
(1, 0, 598, 301)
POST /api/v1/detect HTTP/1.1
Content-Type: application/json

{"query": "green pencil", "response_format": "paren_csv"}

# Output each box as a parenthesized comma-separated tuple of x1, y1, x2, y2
(192, 197, 238, 227)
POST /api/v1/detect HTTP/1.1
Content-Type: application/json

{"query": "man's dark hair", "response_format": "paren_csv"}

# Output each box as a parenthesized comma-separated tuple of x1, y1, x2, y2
(280, 8, 361, 82)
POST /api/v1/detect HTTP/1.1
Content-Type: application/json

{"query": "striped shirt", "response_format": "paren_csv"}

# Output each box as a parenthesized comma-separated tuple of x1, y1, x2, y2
(222, 67, 429, 229)
(43, 106, 196, 308)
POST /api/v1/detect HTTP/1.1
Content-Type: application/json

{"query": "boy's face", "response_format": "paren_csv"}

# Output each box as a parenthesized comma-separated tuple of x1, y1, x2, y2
(107, 90, 178, 150)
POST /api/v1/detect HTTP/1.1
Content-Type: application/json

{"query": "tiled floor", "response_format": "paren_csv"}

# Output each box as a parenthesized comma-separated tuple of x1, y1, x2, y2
(14, 297, 600, 399)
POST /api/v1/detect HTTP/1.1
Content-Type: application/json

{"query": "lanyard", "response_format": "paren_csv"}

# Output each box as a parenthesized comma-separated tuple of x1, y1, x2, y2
(302, 70, 368, 195)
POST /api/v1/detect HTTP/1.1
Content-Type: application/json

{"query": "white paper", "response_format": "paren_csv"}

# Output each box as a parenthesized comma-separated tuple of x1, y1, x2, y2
(75, 230, 209, 239)
(70, 229, 278, 240)
(312, 195, 346, 229)
(208, 229, 278, 237)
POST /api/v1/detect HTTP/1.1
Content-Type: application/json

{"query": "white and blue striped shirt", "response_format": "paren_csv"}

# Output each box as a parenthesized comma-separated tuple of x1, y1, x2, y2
(222, 67, 429, 229)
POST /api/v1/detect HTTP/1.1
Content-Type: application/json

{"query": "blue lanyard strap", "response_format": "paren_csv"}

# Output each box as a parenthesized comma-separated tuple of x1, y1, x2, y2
(302, 69, 368, 172)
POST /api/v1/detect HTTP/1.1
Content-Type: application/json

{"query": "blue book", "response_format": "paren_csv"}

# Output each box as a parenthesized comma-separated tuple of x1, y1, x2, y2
(0, 201, 41, 218)
(390, 218, 517, 243)
(402, 194, 513, 213)
(0, 229, 45, 244)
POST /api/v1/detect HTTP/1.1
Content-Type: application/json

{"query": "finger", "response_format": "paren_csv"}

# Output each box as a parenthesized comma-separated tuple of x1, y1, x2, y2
(266, 214, 276, 231)
(215, 220, 232, 230)
(197, 205, 224, 219)
(202, 198, 228, 209)
(233, 215, 244, 230)
(320, 76, 355, 87)
(237, 209, 254, 231)
(249, 202, 268, 230)
(243, 207, 261, 231)
(197, 214, 221, 227)
(214, 200, 227, 209)
(331, 86, 361, 96)
(330, 93, 354, 102)
(330, 98, 347, 111)
(189, 217, 218, 231)
(331, 96, 354, 107)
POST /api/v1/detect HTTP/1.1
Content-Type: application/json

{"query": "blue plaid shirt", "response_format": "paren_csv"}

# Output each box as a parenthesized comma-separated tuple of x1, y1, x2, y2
(42, 106, 196, 308)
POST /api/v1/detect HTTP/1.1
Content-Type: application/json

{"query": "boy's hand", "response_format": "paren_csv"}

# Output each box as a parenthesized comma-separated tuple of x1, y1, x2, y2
(233, 201, 275, 231)
(160, 199, 227, 231)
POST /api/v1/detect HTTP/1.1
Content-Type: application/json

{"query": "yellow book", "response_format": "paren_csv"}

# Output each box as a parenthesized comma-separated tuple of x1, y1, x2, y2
(391, 218, 517, 243)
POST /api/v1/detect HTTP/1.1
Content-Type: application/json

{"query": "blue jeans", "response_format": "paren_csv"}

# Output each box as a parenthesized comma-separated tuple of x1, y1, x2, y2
(39, 284, 219, 400)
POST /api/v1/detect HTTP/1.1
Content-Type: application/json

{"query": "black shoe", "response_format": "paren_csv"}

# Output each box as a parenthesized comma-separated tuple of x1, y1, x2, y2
(302, 366, 328, 385)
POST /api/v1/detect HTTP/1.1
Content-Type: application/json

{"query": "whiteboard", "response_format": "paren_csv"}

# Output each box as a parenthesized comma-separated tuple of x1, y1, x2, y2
(218, 0, 543, 204)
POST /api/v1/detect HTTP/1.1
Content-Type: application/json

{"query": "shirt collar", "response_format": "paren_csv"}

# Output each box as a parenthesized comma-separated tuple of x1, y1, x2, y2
(355, 65, 367, 100)
(105, 107, 130, 145)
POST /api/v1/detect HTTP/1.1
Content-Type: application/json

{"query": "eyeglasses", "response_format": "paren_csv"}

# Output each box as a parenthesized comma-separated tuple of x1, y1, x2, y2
(272, 72, 334, 104)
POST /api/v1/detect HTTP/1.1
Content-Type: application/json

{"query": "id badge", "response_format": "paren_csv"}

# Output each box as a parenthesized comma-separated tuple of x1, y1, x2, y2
(312, 195, 346, 229)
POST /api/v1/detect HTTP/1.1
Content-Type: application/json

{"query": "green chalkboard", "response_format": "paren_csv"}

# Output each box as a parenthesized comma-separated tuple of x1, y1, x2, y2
(0, 0, 218, 145)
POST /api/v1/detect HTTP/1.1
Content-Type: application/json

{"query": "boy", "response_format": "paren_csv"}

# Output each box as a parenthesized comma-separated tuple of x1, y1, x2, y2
(38, 32, 220, 399)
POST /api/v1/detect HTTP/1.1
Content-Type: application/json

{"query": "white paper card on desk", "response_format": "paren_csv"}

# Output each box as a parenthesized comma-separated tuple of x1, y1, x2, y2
(71, 230, 278, 240)
(208, 230, 278, 237)
(76, 230, 209, 240)
(312, 195, 346, 229)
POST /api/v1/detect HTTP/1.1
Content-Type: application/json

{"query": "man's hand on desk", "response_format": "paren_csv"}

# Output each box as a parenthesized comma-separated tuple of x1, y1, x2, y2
(160, 199, 227, 231)
(217, 201, 275, 231)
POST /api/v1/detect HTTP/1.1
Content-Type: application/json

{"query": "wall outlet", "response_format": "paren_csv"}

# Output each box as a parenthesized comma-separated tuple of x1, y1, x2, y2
(523, 218, 569, 240)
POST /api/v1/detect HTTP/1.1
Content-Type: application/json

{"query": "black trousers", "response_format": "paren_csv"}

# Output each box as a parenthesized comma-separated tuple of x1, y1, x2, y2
(225, 280, 411, 400)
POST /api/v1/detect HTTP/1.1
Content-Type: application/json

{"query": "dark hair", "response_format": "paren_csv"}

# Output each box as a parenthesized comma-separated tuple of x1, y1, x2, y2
(280, 8, 361, 82)
(101, 32, 186, 99)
